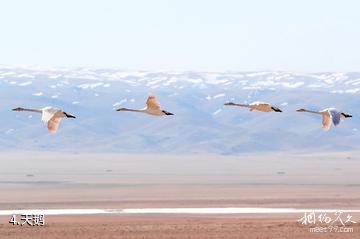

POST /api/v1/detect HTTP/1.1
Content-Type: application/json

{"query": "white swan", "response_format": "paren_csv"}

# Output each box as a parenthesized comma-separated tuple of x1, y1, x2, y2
(116, 95, 174, 116)
(296, 108, 352, 130)
(12, 106, 76, 133)
(224, 101, 282, 112)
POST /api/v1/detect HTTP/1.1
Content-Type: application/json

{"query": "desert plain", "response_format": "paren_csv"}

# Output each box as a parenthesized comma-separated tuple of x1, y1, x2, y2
(0, 151, 359, 238)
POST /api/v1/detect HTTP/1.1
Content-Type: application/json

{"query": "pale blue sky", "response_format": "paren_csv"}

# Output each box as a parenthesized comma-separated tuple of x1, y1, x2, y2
(1, 0, 359, 71)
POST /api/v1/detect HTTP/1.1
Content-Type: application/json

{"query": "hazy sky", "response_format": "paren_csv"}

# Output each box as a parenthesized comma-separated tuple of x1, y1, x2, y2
(1, 0, 359, 71)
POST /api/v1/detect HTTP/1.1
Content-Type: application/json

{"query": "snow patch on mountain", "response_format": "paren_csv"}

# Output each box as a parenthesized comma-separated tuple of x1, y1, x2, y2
(1, 66, 359, 154)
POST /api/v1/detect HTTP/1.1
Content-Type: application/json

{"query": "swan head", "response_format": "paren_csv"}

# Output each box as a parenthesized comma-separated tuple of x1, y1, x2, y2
(341, 113, 352, 118)
(296, 108, 306, 112)
(271, 107, 282, 112)
(162, 110, 174, 115)
(63, 112, 76, 118)
(12, 107, 24, 112)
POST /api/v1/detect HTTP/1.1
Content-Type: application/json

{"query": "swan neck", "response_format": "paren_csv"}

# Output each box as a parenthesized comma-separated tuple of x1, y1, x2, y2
(22, 108, 42, 113)
(120, 108, 144, 113)
(228, 103, 250, 107)
(304, 109, 322, 114)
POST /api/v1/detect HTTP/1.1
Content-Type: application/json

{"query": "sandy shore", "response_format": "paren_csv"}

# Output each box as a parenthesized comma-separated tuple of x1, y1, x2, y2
(1, 214, 359, 239)
(1, 152, 359, 238)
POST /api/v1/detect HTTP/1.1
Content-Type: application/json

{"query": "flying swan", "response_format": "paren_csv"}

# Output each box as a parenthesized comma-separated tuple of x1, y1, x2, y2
(12, 106, 76, 133)
(296, 108, 352, 130)
(116, 95, 174, 116)
(224, 101, 282, 112)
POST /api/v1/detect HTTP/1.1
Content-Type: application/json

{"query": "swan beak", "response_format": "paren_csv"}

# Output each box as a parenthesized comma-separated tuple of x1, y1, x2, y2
(342, 113, 352, 118)
(271, 107, 282, 112)
(12, 107, 22, 111)
(162, 110, 174, 115)
(64, 112, 76, 118)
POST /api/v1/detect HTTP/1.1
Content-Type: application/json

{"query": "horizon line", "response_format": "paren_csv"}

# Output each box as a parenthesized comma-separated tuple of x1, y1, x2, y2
(1, 64, 360, 74)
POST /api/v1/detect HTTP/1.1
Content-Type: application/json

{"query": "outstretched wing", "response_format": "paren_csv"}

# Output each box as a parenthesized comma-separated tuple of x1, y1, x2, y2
(322, 112, 332, 131)
(329, 109, 341, 126)
(146, 96, 161, 110)
(47, 117, 61, 133)
(41, 107, 59, 122)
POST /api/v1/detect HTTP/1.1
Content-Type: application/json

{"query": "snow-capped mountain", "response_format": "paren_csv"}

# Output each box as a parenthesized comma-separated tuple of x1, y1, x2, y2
(0, 65, 359, 154)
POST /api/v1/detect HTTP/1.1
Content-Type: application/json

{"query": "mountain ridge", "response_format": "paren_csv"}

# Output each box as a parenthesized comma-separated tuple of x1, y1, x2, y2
(0, 66, 359, 154)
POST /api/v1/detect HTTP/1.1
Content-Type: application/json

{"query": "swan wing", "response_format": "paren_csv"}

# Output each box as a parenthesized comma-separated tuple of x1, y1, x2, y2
(329, 109, 341, 126)
(249, 101, 259, 106)
(146, 96, 161, 110)
(47, 117, 61, 133)
(322, 112, 332, 131)
(250, 102, 272, 112)
(41, 107, 60, 122)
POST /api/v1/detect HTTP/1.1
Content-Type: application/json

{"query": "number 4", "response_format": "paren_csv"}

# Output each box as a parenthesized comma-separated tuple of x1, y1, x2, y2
(9, 215, 17, 225)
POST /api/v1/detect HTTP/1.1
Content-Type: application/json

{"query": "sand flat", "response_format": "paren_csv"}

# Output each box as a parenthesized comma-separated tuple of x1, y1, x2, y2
(1, 214, 359, 239)
(1, 152, 359, 238)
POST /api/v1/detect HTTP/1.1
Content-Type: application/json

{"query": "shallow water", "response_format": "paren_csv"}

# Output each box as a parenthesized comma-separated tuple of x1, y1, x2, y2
(1, 207, 360, 216)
